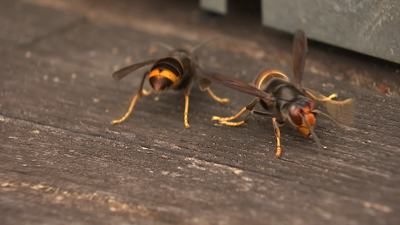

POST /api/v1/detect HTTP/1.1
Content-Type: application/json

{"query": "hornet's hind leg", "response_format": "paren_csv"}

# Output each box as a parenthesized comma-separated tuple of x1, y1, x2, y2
(184, 93, 190, 128)
(183, 76, 196, 128)
(111, 71, 149, 125)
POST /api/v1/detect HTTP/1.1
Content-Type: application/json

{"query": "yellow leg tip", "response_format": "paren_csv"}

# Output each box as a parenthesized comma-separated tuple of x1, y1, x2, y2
(211, 116, 221, 121)
(275, 148, 282, 157)
(111, 120, 121, 125)
(205, 88, 230, 103)
(185, 123, 190, 128)
(219, 98, 230, 103)
(328, 94, 338, 99)
(111, 94, 139, 125)
(220, 121, 244, 126)
(142, 89, 152, 96)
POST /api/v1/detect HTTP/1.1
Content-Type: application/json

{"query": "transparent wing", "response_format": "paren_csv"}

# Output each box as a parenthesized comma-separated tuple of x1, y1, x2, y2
(197, 68, 275, 101)
(293, 29, 308, 86)
(112, 59, 158, 81)
(323, 98, 355, 125)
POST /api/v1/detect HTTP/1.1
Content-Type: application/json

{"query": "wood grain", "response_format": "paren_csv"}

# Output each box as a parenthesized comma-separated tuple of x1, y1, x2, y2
(1, 0, 399, 224)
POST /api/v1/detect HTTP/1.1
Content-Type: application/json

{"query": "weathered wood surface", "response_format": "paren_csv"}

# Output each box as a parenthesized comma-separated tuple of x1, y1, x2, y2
(1, 0, 400, 224)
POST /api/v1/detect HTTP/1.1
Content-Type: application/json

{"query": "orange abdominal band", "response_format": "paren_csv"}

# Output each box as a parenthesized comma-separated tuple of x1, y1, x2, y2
(149, 69, 179, 84)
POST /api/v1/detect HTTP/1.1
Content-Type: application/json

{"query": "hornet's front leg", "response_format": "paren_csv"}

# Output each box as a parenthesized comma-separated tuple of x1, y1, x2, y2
(198, 72, 229, 103)
(202, 87, 230, 103)
(272, 118, 282, 157)
(212, 98, 259, 126)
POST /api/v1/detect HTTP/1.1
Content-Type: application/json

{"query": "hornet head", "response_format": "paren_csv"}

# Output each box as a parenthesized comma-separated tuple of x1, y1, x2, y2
(287, 98, 317, 137)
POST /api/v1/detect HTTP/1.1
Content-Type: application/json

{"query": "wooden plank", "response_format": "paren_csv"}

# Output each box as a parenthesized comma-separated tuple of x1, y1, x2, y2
(0, 0, 81, 47)
(1, 0, 399, 224)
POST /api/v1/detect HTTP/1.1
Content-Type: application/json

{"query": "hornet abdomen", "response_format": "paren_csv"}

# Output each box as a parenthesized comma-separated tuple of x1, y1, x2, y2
(149, 56, 185, 92)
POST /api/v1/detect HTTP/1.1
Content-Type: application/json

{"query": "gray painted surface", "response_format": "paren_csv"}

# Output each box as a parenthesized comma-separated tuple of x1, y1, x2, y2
(261, 0, 399, 63)
(200, 0, 228, 15)
(200, 0, 400, 63)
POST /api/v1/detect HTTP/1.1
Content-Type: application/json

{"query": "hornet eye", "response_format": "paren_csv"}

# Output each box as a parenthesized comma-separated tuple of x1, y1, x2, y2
(289, 105, 303, 126)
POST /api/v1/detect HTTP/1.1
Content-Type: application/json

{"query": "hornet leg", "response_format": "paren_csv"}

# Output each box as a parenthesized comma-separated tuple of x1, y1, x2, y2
(214, 98, 259, 126)
(142, 89, 153, 96)
(183, 77, 195, 128)
(111, 71, 149, 125)
(272, 118, 282, 157)
(203, 87, 230, 103)
(184, 94, 190, 128)
(306, 91, 337, 102)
